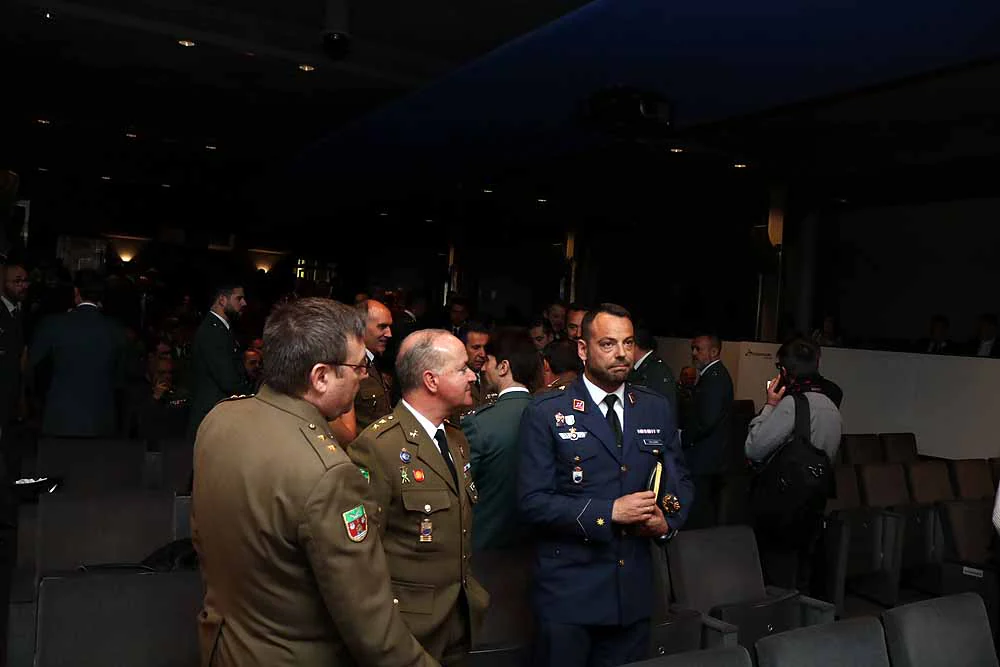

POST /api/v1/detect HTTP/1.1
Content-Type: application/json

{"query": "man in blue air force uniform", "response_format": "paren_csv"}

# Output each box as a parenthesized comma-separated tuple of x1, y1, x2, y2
(518, 303, 694, 667)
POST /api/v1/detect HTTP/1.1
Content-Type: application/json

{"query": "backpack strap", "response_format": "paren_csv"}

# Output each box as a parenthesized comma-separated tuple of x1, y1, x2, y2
(792, 393, 811, 447)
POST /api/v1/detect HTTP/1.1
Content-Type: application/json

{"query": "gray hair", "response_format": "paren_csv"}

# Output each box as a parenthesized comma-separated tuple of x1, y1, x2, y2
(263, 298, 365, 395)
(396, 329, 451, 393)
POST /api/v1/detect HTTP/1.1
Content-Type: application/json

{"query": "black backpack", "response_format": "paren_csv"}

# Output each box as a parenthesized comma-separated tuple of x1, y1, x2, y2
(750, 394, 834, 540)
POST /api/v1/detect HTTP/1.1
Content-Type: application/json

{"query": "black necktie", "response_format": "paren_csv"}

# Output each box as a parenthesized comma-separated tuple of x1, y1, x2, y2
(604, 394, 623, 449)
(434, 428, 460, 488)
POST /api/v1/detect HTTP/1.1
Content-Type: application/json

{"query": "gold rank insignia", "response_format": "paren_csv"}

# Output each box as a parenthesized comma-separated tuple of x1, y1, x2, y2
(662, 494, 682, 515)
(326, 444, 336, 452)
(596, 517, 606, 526)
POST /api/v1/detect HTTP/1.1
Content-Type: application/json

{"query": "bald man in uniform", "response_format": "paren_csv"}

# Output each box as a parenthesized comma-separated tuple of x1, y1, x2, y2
(192, 298, 436, 666)
(349, 330, 490, 666)
(354, 299, 395, 429)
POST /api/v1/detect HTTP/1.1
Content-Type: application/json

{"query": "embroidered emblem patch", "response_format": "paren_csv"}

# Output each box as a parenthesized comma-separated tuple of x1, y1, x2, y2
(358, 467, 370, 483)
(572, 399, 585, 412)
(343, 505, 369, 542)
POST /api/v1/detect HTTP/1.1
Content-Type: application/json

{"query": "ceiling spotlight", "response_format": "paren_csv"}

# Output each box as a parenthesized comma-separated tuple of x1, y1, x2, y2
(37, 167, 49, 172)
(205, 145, 217, 150)
(379, 212, 388, 217)
(669, 148, 684, 154)
(100, 176, 112, 181)
(177, 40, 196, 47)
(161, 183, 171, 188)
(425, 219, 433, 223)
(482, 188, 493, 194)
(244, 52, 256, 57)
(537, 198, 548, 203)
(125, 132, 137, 139)
(36, 119, 51, 125)
(298, 64, 316, 72)
(43, 11, 53, 20)
(733, 163, 748, 169)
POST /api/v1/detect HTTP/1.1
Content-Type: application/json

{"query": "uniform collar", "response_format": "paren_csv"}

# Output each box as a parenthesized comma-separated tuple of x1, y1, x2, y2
(400, 399, 442, 442)
(209, 310, 230, 330)
(255, 384, 326, 426)
(700, 359, 721, 376)
(582, 373, 625, 409)
(1, 295, 16, 316)
(634, 350, 654, 370)
(497, 386, 530, 399)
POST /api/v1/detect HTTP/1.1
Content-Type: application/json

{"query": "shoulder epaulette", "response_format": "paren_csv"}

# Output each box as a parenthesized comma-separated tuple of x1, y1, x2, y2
(223, 393, 255, 402)
(532, 387, 566, 405)
(367, 413, 397, 437)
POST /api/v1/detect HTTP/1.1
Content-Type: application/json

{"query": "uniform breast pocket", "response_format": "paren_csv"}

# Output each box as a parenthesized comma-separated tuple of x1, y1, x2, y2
(636, 439, 665, 457)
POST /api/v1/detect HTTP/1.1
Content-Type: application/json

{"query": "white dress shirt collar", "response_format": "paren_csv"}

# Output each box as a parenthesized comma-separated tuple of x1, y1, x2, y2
(634, 350, 654, 370)
(366, 348, 375, 363)
(401, 399, 444, 443)
(1, 295, 16, 316)
(77, 301, 100, 310)
(209, 310, 230, 330)
(498, 386, 530, 399)
(582, 373, 626, 430)
(700, 359, 721, 376)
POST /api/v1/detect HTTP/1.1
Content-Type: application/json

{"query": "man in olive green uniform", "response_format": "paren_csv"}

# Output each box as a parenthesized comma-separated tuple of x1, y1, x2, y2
(628, 326, 677, 418)
(349, 329, 490, 666)
(193, 298, 435, 667)
(449, 323, 490, 423)
(354, 299, 394, 429)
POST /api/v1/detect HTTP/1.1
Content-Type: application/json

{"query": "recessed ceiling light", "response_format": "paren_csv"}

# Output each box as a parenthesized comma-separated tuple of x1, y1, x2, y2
(177, 40, 196, 47)
(537, 198, 548, 203)
(100, 176, 112, 181)
(483, 188, 493, 194)
(425, 219, 433, 223)
(161, 183, 171, 188)
(43, 11, 53, 20)
(37, 167, 49, 172)
(298, 64, 316, 72)
(379, 212, 388, 217)
(244, 52, 256, 57)
(205, 145, 217, 150)
(669, 148, 684, 154)
(36, 119, 50, 125)
(733, 163, 748, 169)
(125, 132, 137, 139)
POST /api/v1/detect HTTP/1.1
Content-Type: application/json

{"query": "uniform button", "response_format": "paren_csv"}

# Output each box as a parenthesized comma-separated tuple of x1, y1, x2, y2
(618, 559, 625, 567)
(424, 504, 431, 513)
(377, 506, 382, 513)
(620, 465, 628, 473)
(393, 598, 399, 605)
(462, 528, 467, 535)
(308, 423, 316, 430)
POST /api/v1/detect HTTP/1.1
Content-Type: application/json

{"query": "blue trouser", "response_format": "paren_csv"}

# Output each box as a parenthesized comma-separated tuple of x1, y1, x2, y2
(533, 617, 650, 667)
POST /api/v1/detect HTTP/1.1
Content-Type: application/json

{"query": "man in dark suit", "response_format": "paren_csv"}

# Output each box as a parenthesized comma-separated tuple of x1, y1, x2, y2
(187, 283, 251, 439)
(968, 313, 1000, 358)
(680, 333, 734, 529)
(629, 326, 677, 417)
(915, 314, 955, 355)
(29, 270, 126, 437)
(463, 328, 539, 549)
(0, 263, 28, 441)
(518, 303, 693, 667)
(352, 299, 394, 430)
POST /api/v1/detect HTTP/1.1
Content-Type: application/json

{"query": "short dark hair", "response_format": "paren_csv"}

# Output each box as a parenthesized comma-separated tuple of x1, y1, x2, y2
(567, 302, 589, 314)
(529, 318, 553, 335)
(580, 303, 632, 341)
(695, 332, 723, 353)
(547, 301, 567, 311)
(75, 269, 105, 304)
(486, 328, 540, 386)
(461, 321, 490, 343)
(213, 283, 242, 303)
(776, 338, 820, 379)
(542, 339, 582, 375)
(263, 298, 365, 396)
(634, 325, 657, 353)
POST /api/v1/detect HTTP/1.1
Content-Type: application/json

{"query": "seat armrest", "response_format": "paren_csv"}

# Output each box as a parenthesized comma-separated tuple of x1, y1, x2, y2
(764, 585, 799, 602)
(697, 613, 739, 648)
(796, 594, 836, 625)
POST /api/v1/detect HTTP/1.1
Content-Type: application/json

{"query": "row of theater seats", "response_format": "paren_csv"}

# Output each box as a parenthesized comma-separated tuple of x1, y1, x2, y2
(8, 438, 195, 666)
(822, 455, 998, 627)
(622, 593, 998, 667)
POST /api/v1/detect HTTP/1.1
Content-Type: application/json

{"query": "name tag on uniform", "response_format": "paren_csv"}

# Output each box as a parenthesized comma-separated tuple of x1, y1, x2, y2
(643, 439, 664, 446)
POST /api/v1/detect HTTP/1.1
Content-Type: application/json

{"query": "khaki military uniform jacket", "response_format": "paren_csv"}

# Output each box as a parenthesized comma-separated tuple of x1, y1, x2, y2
(348, 403, 490, 659)
(192, 385, 435, 667)
(354, 365, 393, 430)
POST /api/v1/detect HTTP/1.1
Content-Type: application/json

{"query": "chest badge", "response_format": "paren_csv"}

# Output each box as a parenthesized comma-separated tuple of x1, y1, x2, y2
(400, 466, 411, 484)
(413, 469, 425, 483)
(555, 412, 566, 427)
(572, 466, 584, 484)
(419, 518, 433, 542)
(399, 448, 412, 464)
(565, 414, 575, 426)
(572, 399, 585, 412)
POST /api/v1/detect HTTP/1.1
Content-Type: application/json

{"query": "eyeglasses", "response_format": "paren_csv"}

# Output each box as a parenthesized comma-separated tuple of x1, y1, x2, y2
(326, 356, 372, 376)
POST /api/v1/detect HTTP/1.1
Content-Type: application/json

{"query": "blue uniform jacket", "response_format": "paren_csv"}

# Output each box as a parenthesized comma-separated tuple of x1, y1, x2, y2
(517, 377, 694, 626)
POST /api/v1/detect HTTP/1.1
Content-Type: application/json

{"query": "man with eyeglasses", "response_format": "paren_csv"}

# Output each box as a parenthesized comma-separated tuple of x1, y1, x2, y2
(518, 303, 693, 667)
(192, 298, 436, 667)
(353, 299, 394, 430)
(348, 329, 490, 666)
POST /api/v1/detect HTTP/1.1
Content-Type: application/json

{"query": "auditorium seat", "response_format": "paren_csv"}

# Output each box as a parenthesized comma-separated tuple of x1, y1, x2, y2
(853, 464, 911, 606)
(622, 646, 752, 667)
(989, 457, 1000, 487)
(935, 498, 999, 632)
(821, 465, 904, 615)
(842, 435, 882, 465)
(159, 438, 194, 494)
(173, 495, 191, 540)
(901, 461, 955, 591)
(882, 593, 999, 667)
(34, 570, 202, 667)
(667, 526, 834, 649)
(949, 459, 995, 500)
(755, 617, 890, 667)
(35, 438, 153, 492)
(880, 433, 918, 464)
(36, 491, 176, 576)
